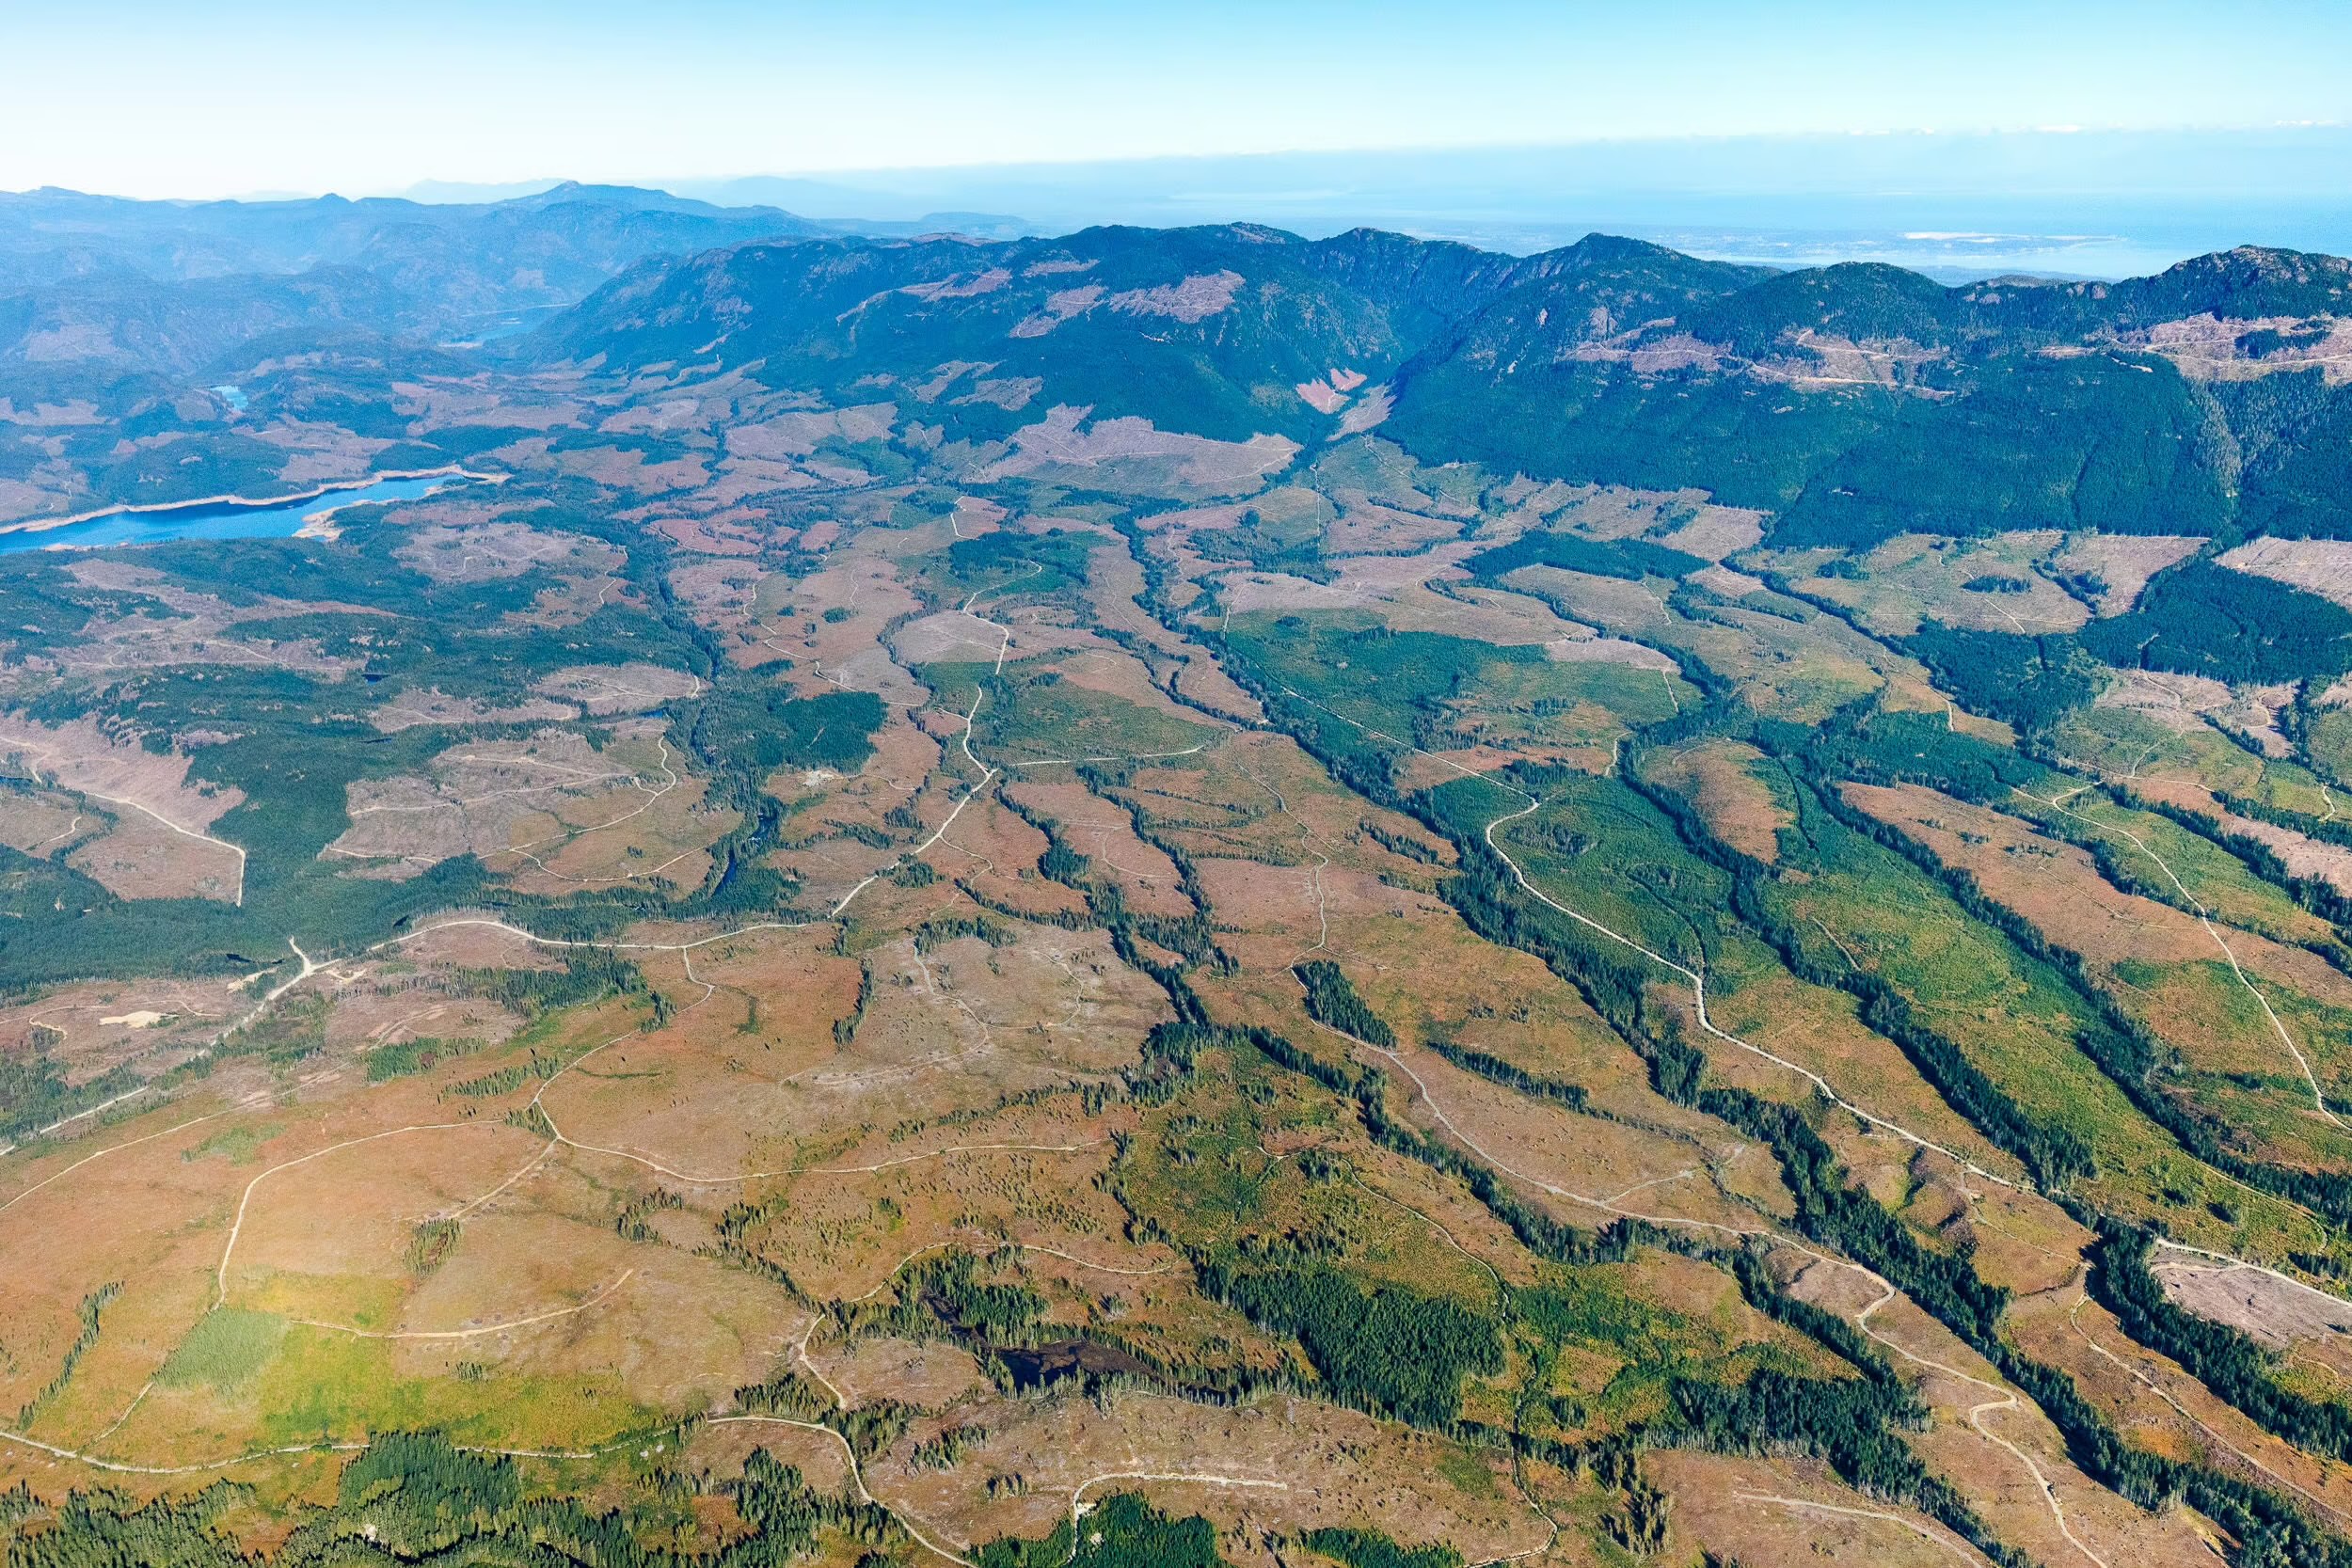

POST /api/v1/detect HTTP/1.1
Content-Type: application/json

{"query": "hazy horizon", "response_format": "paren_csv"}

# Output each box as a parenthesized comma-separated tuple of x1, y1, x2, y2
(8, 0, 2348, 281)
(13, 124, 2352, 283)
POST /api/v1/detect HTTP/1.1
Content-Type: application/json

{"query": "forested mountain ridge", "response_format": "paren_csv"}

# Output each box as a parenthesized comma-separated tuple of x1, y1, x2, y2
(528, 223, 1518, 445)
(535, 227, 2352, 545)
(1386, 242, 2352, 544)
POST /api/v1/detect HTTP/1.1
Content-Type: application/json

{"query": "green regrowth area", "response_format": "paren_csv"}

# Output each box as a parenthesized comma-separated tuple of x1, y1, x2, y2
(8, 1432, 899, 1567)
(1224, 614, 1681, 780)
(2081, 561, 2352, 685)
(677, 683, 884, 783)
(977, 1491, 1229, 1568)
(1293, 959, 1395, 1047)
(1491, 767, 1735, 969)
(1216, 604, 2352, 1560)
(1301, 1526, 1462, 1568)
(1416, 776, 2352, 1567)
(960, 662, 1218, 766)
(937, 526, 1098, 598)
(154, 1308, 290, 1398)
(2091, 1223, 2352, 1466)
(1904, 624, 2096, 734)
(1464, 531, 1706, 583)
(1203, 1261, 1504, 1427)
(1192, 502, 1339, 583)
(1779, 715, 2352, 1237)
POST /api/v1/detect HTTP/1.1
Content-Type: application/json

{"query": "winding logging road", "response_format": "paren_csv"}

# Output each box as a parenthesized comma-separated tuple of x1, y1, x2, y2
(4, 561, 2345, 1565)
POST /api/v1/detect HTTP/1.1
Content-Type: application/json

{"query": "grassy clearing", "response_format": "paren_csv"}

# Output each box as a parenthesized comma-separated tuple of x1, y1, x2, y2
(2302, 703, 2352, 784)
(1224, 611, 1687, 761)
(1120, 1050, 1499, 1298)
(182, 1124, 278, 1165)
(1490, 769, 1734, 972)
(155, 1308, 290, 1398)
(973, 663, 1220, 766)
(1426, 657, 1690, 759)
(2010, 788, 2344, 953)
(2048, 703, 2337, 816)
(1791, 531, 2086, 638)
(1768, 787, 2334, 1258)
(1772, 787, 2147, 1151)
(1504, 565, 1897, 722)
(247, 1325, 653, 1449)
(2104, 958, 2352, 1171)
(1637, 738, 1796, 863)
(1512, 1254, 1836, 1440)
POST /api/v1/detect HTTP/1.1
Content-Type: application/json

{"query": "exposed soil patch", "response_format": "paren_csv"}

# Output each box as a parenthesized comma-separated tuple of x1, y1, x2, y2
(531, 663, 703, 716)
(725, 404, 897, 463)
(2128, 777, 2352, 899)
(1655, 503, 1766, 561)
(2050, 533, 2205, 616)
(2139, 312, 2352, 386)
(2220, 537, 2352, 612)
(1544, 636, 1679, 672)
(326, 730, 713, 887)
(1008, 285, 1105, 338)
(2091, 668, 2247, 736)
(394, 521, 620, 584)
(2154, 1253, 2352, 1349)
(981, 405, 1296, 497)
(0, 785, 95, 856)
(1108, 271, 1244, 322)
(893, 610, 1024, 666)
(369, 688, 578, 733)
(1803, 531, 2087, 637)
(1213, 548, 1588, 648)
(0, 713, 245, 901)
(1333, 383, 1394, 436)
(1644, 739, 1790, 862)
(1322, 500, 1466, 557)
(1007, 780, 1196, 919)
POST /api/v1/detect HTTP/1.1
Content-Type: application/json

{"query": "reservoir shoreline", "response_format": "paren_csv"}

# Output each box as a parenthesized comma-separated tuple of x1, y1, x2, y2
(0, 465, 504, 538)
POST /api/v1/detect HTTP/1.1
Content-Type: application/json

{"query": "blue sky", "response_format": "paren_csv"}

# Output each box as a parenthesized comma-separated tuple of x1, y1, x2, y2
(3, 0, 2347, 198)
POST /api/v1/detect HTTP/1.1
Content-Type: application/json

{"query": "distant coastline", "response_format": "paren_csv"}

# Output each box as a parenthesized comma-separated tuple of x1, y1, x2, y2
(0, 465, 505, 538)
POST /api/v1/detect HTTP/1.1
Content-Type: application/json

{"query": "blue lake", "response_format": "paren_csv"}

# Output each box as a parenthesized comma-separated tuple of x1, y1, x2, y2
(0, 472, 486, 555)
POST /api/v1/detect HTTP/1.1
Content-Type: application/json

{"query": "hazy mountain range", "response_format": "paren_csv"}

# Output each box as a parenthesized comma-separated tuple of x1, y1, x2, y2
(0, 181, 1030, 352)
(7, 191, 2352, 552)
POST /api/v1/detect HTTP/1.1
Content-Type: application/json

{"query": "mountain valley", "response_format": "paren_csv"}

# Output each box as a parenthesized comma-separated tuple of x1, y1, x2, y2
(8, 204, 2352, 1568)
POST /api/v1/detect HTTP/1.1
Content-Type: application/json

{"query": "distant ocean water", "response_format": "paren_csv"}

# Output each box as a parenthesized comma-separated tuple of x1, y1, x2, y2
(1288, 196, 2352, 280)
(670, 133, 2352, 283)
(1391, 209, 2352, 281)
